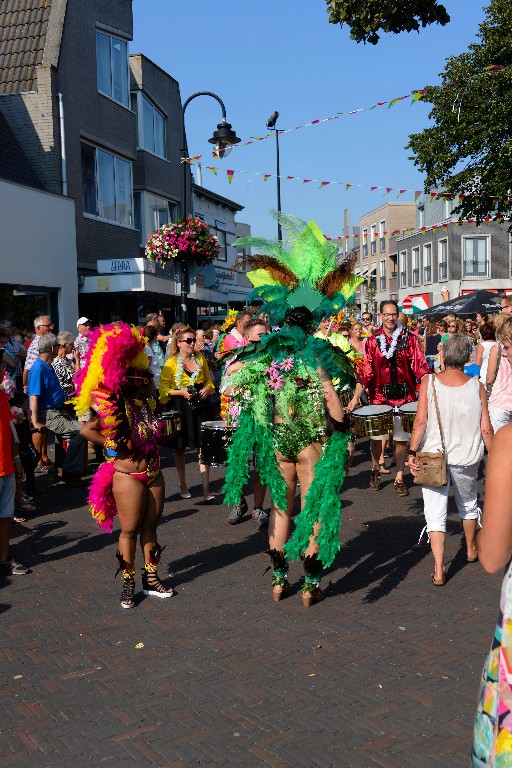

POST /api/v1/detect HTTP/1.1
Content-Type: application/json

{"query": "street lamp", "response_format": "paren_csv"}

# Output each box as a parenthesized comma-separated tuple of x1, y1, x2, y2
(266, 111, 282, 243)
(180, 92, 240, 324)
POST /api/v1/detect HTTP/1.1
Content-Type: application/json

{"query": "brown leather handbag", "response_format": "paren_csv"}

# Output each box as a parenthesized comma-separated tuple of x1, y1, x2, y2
(413, 376, 448, 487)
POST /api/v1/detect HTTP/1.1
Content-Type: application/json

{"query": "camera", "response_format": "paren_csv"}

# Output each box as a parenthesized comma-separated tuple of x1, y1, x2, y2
(186, 384, 200, 410)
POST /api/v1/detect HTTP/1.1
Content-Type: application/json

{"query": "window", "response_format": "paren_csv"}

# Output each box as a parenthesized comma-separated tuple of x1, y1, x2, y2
(379, 220, 386, 252)
(399, 250, 407, 288)
(134, 192, 179, 245)
(444, 198, 454, 220)
(370, 267, 377, 291)
(463, 236, 489, 277)
(418, 206, 425, 228)
(215, 220, 227, 262)
(380, 259, 386, 290)
(412, 247, 420, 286)
(82, 143, 133, 225)
(438, 239, 448, 281)
(132, 93, 166, 158)
(423, 243, 432, 283)
(362, 228, 368, 258)
(371, 224, 377, 255)
(96, 31, 129, 107)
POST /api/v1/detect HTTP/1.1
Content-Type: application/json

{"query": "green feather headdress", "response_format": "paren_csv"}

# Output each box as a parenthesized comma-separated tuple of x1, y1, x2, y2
(235, 214, 363, 325)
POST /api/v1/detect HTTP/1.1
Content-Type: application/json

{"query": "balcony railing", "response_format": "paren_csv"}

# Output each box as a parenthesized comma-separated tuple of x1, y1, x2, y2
(439, 262, 447, 280)
(424, 265, 432, 283)
(412, 268, 420, 285)
(380, 276, 386, 290)
(380, 237, 386, 252)
(463, 259, 489, 278)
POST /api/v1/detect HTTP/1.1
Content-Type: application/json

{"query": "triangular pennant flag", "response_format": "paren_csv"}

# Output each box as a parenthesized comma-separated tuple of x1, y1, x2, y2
(442, 223, 448, 230)
(392, 229, 399, 237)
(484, 216, 491, 223)
(421, 226, 427, 233)
(363, 232, 368, 238)
(226, 170, 234, 183)
(206, 166, 217, 176)
(485, 64, 505, 71)
(458, 194, 465, 202)
(474, 196, 481, 204)
(467, 219, 474, 225)
(388, 98, 401, 108)
(345, 183, 352, 190)
(432, 225, 437, 231)
(354, 233, 359, 239)
(384, 188, 392, 195)
(286, 176, 295, 180)
(456, 220, 462, 227)
(212, 150, 219, 159)
(303, 179, 312, 184)
(371, 186, 378, 192)
(397, 189, 406, 197)
(411, 90, 426, 103)
(443, 193, 452, 200)
(319, 181, 330, 188)
(496, 214, 504, 222)
(263, 174, 271, 182)
(430, 192, 437, 200)
(414, 191, 422, 201)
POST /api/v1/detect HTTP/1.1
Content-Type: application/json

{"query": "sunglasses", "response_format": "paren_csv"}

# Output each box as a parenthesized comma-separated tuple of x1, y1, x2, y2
(180, 338, 196, 344)
(39, 323, 53, 328)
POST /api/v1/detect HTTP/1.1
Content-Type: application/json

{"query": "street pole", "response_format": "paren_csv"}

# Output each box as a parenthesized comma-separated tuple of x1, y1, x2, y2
(275, 128, 282, 243)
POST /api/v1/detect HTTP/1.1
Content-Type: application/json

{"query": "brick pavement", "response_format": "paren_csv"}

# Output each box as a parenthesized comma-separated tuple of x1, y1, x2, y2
(0, 441, 501, 768)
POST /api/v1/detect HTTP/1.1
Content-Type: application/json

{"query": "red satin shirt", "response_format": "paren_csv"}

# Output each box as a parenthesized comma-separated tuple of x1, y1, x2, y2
(362, 328, 430, 406)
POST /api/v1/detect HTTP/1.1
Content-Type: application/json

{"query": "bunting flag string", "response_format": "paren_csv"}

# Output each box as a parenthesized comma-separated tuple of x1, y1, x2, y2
(197, 162, 509, 208)
(183, 65, 509, 163)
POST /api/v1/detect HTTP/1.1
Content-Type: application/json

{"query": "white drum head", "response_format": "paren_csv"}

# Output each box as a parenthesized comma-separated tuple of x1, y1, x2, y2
(399, 402, 418, 414)
(353, 405, 393, 417)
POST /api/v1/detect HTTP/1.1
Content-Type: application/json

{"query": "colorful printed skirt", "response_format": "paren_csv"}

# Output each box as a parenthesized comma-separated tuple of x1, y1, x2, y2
(472, 563, 512, 766)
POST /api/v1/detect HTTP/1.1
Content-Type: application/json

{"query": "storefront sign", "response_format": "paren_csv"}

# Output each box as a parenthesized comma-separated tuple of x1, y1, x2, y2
(97, 258, 155, 275)
(215, 268, 234, 283)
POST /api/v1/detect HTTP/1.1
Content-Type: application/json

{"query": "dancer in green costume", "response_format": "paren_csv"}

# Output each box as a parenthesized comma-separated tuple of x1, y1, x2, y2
(223, 215, 363, 606)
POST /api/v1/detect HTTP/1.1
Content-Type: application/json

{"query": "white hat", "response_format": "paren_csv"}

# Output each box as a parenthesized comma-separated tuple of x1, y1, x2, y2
(77, 317, 91, 327)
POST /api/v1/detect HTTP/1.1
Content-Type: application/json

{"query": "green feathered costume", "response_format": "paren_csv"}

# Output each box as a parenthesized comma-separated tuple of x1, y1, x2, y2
(222, 215, 363, 568)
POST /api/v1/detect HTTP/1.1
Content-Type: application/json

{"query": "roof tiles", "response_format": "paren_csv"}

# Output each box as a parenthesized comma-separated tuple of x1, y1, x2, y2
(0, 0, 51, 94)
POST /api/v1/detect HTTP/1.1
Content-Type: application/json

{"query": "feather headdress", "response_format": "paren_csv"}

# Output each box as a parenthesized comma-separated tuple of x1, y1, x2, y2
(236, 214, 363, 325)
(72, 323, 148, 417)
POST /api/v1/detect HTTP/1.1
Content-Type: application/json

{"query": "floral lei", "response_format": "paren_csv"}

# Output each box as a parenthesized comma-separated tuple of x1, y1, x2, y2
(175, 353, 200, 388)
(376, 325, 402, 360)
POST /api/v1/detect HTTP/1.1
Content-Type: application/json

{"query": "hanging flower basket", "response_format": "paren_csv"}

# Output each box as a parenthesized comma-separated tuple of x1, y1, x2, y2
(145, 216, 219, 267)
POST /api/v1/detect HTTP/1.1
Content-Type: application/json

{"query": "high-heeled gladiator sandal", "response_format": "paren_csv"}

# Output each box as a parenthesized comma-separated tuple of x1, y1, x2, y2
(115, 552, 136, 609)
(142, 544, 174, 599)
(301, 553, 324, 608)
(268, 548, 289, 602)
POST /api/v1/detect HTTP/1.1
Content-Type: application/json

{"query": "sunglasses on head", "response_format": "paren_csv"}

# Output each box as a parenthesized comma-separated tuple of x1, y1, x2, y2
(180, 337, 196, 344)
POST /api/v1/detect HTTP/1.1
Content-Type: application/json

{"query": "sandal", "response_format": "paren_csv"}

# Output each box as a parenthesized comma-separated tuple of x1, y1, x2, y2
(467, 553, 479, 563)
(14, 516, 27, 524)
(394, 479, 409, 497)
(379, 463, 391, 474)
(431, 571, 446, 586)
(302, 585, 324, 607)
(369, 469, 381, 491)
(142, 565, 174, 598)
(115, 552, 136, 609)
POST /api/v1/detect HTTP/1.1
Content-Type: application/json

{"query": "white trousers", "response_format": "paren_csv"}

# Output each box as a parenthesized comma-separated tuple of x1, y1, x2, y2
(422, 462, 480, 533)
(488, 403, 512, 434)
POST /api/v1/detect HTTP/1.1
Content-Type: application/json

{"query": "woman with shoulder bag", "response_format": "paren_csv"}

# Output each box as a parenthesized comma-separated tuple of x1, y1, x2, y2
(407, 334, 493, 586)
(486, 315, 512, 433)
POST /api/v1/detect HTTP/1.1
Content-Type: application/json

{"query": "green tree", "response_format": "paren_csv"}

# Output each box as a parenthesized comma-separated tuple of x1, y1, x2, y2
(407, 0, 512, 222)
(325, 0, 449, 44)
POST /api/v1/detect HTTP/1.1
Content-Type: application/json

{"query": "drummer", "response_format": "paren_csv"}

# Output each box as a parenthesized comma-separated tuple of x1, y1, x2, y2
(348, 300, 429, 496)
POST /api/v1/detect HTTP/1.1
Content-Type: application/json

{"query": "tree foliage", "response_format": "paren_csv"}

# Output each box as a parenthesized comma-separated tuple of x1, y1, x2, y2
(407, 0, 512, 222)
(325, 0, 449, 44)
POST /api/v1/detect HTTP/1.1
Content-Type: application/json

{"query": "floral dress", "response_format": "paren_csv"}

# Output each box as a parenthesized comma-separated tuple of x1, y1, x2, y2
(472, 562, 512, 766)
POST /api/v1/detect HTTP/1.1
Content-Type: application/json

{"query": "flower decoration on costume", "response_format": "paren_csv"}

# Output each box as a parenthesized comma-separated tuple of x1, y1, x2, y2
(220, 309, 238, 333)
(145, 216, 219, 267)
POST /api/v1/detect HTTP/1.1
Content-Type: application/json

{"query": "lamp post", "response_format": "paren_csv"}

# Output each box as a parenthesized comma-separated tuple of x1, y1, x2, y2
(266, 111, 282, 243)
(180, 92, 240, 324)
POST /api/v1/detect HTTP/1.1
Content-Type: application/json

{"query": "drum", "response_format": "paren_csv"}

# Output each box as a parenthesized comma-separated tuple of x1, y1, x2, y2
(399, 402, 418, 434)
(351, 405, 394, 437)
(200, 420, 233, 467)
(161, 410, 182, 439)
(339, 389, 354, 409)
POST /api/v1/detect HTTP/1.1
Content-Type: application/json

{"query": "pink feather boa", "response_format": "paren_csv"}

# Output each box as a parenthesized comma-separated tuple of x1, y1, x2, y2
(88, 462, 117, 532)
(73, 323, 146, 397)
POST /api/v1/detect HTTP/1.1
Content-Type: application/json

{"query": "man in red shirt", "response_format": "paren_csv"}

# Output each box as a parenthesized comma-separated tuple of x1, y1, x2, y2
(0, 352, 29, 574)
(349, 300, 429, 496)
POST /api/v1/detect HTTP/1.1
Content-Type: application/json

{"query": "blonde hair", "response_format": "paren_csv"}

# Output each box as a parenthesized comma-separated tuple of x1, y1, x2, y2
(167, 325, 195, 358)
(496, 315, 512, 343)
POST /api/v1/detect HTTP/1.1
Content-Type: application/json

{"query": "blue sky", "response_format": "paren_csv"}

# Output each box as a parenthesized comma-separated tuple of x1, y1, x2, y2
(132, 0, 487, 239)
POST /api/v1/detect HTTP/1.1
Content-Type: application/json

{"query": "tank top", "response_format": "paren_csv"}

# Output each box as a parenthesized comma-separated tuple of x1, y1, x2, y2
(489, 351, 512, 411)
(420, 375, 483, 466)
(479, 340, 497, 385)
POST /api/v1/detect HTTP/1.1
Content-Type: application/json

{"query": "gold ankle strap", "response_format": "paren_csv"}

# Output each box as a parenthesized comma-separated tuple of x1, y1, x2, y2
(122, 567, 136, 579)
(144, 562, 158, 573)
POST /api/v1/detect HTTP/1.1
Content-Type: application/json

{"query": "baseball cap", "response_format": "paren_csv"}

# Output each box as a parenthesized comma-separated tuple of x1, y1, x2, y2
(77, 317, 91, 327)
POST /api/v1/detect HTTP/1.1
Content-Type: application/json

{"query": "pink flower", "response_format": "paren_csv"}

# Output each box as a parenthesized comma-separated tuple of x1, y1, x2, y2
(268, 375, 284, 390)
(279, 357, 294, 371)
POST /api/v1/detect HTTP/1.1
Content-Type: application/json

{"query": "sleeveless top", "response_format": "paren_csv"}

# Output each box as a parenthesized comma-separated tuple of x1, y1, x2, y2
(420, 376, 483, 466)
(479, 340, 497, 386)
(489, 352, 512, 411)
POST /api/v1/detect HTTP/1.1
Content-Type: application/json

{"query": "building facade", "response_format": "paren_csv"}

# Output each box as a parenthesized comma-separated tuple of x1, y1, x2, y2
(396, 195, 512, 312)
(356, 202, 417, 315)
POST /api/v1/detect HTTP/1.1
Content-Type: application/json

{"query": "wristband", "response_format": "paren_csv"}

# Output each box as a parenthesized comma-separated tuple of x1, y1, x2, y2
(104, 437, 117, 451)
(14, 458, 21, 463)
(408, 449, 417, 457)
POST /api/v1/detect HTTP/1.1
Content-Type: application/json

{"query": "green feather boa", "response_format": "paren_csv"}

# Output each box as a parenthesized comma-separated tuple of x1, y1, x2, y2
(284, 431, 350, 567)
